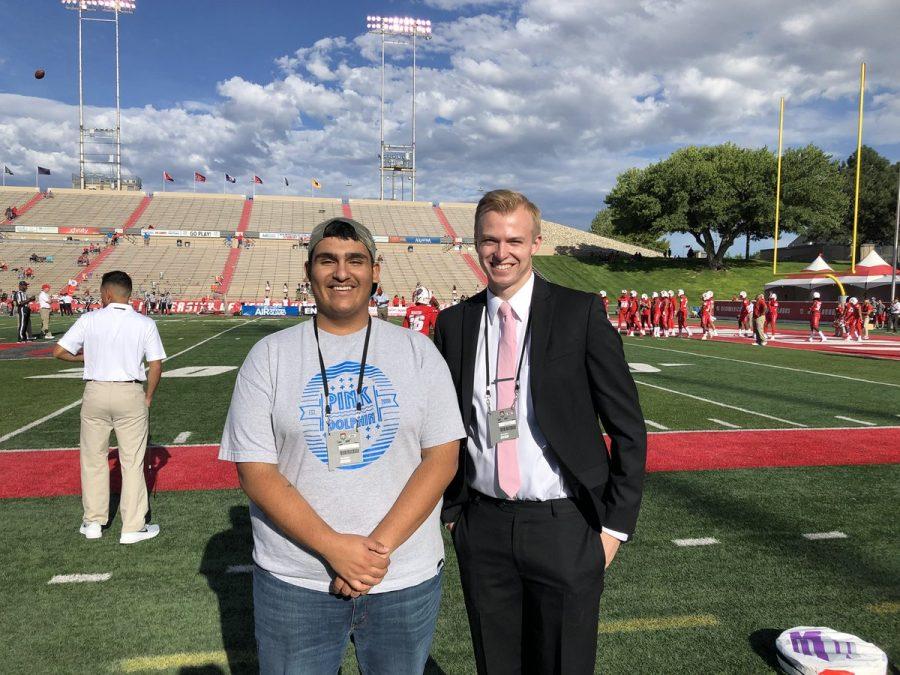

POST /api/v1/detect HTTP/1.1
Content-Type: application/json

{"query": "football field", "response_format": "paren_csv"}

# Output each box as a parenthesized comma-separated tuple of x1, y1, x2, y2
(0, 315, 897, 674)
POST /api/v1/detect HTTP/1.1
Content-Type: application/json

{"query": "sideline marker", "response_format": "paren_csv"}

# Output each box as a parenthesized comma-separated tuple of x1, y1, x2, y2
(802, 531, 847, 540)
(48, 572, 111, 584)
(672, 537, 719, 547)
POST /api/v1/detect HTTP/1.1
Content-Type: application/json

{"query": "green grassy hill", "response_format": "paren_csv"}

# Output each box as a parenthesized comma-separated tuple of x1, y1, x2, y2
(533, 256, 823, 299)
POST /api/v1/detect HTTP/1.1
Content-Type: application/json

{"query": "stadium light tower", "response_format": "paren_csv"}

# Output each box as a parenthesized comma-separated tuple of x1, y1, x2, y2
(366, 16, 432, 201)
(62, 0, 136, 191)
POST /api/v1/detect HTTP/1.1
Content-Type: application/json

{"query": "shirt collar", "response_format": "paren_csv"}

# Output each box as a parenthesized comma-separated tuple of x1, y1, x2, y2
(486, 272, 534, 325)
(107, 302, 132, 310)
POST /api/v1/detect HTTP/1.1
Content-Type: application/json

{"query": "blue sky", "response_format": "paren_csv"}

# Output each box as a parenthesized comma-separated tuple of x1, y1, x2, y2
(1, 0, 898, 256)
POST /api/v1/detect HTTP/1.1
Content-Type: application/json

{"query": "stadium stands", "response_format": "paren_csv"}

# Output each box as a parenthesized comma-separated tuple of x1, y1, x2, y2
(349, 199, 445, 237)
(133, 192, 246, 231)
(87, 238, 232, 298)
(0, 187, 41, 222)
(438, 202, 476, 238)
(227, 239, 308, 301)
(249, 195, 343, 233)
(9, 188, 144, 229)
(374, 243, 483, 301)
(0, 237, 100, 291)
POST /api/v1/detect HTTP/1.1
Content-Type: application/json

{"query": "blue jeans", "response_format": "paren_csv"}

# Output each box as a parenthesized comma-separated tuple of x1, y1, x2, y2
(253, 566, 442, 674)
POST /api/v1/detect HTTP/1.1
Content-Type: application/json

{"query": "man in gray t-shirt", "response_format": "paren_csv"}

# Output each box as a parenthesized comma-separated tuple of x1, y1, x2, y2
(220, 217, 464, 674)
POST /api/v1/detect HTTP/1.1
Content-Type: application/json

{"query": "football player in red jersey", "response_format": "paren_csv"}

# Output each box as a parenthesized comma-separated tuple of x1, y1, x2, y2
(617, 289, 628, 332)
(765, 292, 779, 340)
(844, 297, 863, 342)
(807, 291, 827, 342)
(737, 291, 751, 337)
(676, 289, 692, 337)
(700, 290, 714, 340)
(666, 289, 676, 337)
(651, 291, 661, 337)
(599, 290, 609, 316)
(402, 287, 439, 336)
(639, 293, 651, 334)
(626, 290, 641, 336)
(658, 291, 670, 338)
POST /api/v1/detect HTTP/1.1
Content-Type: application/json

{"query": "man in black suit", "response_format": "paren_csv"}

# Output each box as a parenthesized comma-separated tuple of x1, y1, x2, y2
(434, 190, 647, 674)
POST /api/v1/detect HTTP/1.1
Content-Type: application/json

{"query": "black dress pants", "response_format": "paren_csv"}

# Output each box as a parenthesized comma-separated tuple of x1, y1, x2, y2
(454, 493, 605, 675)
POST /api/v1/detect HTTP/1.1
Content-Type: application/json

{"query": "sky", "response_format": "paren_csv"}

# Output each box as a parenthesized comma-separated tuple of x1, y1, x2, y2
(1, 0, 898, 255)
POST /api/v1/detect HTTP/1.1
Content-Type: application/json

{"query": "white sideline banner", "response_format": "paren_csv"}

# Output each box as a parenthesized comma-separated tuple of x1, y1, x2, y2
(141, 229, 221, 238)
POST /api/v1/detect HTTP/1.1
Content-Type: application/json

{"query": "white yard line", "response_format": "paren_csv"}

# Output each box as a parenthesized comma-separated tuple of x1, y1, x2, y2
(173, 431, 192, 444)
(672, 537, 719, 547)
(644, 419, 670, 430)
(48, 573, 111, 584)
(708, 418, 741, 429)
(0, 320, 253, 446)
(633, 379, 807, 428)
(834, 415, 875, 426)
(627, 342, 900, 389)
(802, 531, 847, 540)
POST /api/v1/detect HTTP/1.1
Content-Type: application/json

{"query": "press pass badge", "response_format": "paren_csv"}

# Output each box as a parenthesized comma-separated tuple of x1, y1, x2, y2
(327, 428, 363, 470)
(487, 407, 519, 447)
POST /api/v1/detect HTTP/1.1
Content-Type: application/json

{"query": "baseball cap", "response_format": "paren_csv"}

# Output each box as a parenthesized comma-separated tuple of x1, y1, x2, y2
(42, 283, 50, 290)
(308, 217, 376, 262)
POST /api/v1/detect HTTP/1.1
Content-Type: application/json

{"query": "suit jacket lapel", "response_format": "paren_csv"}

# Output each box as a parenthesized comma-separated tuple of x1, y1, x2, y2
(529, 275, 553, 396)
(461, 291, 485, 428)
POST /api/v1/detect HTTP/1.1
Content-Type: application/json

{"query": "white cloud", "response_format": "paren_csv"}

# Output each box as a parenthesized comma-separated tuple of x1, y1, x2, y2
(1, 0, 898, 235)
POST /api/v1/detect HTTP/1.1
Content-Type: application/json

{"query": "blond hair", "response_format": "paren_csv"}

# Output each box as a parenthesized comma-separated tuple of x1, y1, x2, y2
(474, 189, 542, 240)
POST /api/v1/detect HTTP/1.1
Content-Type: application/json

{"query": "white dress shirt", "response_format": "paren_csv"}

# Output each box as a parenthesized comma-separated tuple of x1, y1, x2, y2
(38, 291, 51, 309)
(58, 302, 166, 381)
(467, 273, 628, 541)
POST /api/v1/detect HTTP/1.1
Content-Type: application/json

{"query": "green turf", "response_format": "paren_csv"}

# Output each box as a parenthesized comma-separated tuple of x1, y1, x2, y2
(0, 466, 895, 674)
(2, 315, 896, 449)
(533, 256, 814, 300)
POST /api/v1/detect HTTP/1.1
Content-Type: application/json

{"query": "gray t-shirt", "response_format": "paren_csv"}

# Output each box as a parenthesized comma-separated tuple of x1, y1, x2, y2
(219, 318, 464, 593)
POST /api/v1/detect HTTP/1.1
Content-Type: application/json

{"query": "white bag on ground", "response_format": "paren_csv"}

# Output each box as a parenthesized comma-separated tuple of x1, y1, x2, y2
(776, 626, 887, 675)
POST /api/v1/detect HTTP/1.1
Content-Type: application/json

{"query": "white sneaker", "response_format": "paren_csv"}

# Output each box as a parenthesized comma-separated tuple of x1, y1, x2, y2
(79, 521, 102, 539)
(120, 524, 160, 544)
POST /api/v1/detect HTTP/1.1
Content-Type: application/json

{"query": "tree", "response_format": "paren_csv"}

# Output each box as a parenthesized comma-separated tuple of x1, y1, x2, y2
(604, 143, 846, 269)
(839, 146, 899, 244)
(779, 144, 846, 244)
(590, 207, 668, 252)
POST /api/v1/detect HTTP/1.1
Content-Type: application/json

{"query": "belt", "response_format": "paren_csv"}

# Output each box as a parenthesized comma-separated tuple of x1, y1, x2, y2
(469, 489, 582, 515)
(86, 379, 142, 383)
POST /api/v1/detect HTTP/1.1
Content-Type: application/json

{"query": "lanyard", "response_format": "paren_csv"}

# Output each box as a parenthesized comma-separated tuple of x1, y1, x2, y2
(313, 317, 372, 425)
(483, 306, 531, 413)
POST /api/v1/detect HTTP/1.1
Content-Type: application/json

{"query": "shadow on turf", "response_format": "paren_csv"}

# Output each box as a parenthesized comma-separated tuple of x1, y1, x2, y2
(198, 504, 257, 674)
(748, 628, 783, 671)
(192, 505, 450, 675)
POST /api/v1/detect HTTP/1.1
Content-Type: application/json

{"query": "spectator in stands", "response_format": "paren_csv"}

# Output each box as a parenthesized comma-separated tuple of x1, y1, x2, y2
(219, 217, 463, 673)
(24, 266, 34, 279)
(55, 270, 165, 544)
(392, 294, 400, 307)
(400, 295, 407, 307)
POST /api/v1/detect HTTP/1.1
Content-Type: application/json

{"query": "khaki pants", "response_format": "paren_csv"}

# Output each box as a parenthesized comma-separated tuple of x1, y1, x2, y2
(377, 305, 388, 321)
(753, 316, 767, 344)
(40, 307, 50, 334)
(80, 381, 149, 533)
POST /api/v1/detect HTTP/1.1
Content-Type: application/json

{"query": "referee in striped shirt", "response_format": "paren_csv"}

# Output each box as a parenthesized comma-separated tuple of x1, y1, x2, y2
(14, 280, 34, 342)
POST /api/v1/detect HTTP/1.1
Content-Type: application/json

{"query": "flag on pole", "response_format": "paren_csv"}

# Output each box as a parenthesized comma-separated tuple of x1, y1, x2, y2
(283, 177, 289, 187)
(252, 175, 263, 184)
(194, 171, 207, 183)
(311, 178, 321, 189)
(37, 166, 51, 175)
(3, 166, 12, 175)
(225, 173, 236, 183)
(163, 171, 175, 182)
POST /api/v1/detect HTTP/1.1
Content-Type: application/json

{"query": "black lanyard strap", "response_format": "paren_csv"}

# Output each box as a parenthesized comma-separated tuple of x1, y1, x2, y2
(483, 306, 531, 411)
(313, 317, 372, 419)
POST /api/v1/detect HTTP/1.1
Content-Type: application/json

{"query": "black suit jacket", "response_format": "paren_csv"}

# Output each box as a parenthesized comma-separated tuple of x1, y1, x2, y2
(434, 275, 647, 536)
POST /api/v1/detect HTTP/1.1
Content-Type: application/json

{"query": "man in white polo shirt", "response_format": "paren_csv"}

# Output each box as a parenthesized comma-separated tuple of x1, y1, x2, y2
(54, 270, 166, 544)
(38, 283, 53, 339)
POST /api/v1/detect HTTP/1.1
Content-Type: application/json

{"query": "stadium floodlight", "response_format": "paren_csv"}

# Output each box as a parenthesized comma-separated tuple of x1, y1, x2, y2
(62, 0, 136, 190)
(367, 15, 432, 201)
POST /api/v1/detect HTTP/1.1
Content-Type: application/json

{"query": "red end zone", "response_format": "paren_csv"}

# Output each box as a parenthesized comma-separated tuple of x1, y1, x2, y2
(1, 428, 898, 499)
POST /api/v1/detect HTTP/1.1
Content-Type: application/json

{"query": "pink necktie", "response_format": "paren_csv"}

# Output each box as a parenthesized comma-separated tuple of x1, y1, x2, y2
(496, 301, 521, 498)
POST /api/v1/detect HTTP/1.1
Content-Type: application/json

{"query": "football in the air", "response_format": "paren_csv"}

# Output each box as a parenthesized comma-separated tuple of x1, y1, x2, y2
(34, 69, 45, 80)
